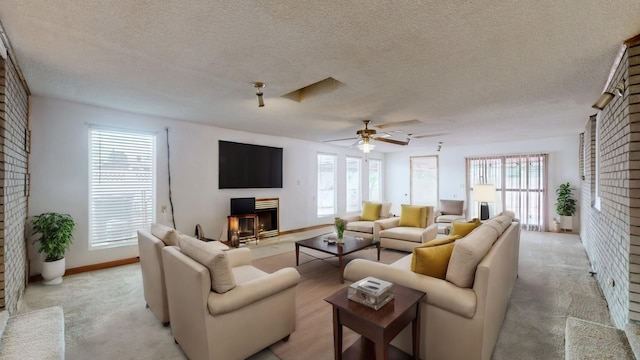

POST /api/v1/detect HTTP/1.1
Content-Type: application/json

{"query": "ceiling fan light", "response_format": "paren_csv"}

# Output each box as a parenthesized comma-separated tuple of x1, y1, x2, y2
(358, 138, 375, 153)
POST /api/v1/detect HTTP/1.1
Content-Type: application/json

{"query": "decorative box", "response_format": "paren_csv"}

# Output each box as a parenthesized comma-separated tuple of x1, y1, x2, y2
(347, 276, 394, 310)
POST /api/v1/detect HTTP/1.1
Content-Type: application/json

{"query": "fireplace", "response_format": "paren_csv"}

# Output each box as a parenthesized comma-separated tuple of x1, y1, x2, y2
(255, 198, 279, 238)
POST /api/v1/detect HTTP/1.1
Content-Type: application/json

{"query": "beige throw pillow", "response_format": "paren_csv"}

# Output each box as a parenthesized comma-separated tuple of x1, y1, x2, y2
(150, 223, 181, 246)
(179, 236, 236, 294)
(446, 226, 498, 288)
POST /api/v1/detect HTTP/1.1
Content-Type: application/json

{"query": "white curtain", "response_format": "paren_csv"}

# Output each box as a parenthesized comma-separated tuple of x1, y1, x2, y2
(466, 154, 548, 231)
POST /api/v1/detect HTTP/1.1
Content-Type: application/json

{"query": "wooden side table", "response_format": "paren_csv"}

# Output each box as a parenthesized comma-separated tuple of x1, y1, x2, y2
(324, 283, 425, 360)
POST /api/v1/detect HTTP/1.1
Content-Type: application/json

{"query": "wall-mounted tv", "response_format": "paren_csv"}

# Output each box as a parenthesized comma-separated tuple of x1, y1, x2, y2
(219, 140, 283, 189)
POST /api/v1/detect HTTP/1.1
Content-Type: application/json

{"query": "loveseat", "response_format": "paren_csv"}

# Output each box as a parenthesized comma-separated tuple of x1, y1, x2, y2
(137, 223, 228, 325)
(162, 237, 300, 360)
(344, 212, 520, 360)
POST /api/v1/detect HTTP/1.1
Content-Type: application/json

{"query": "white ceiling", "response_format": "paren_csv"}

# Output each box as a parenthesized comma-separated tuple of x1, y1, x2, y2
(1, 1, 640, 152)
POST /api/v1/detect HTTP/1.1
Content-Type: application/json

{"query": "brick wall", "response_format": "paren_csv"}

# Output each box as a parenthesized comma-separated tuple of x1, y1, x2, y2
(0, 53, 29, 313)
(581, 43, 640, 327)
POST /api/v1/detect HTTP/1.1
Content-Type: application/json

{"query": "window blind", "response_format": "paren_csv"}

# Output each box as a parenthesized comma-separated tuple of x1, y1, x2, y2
(317, 153, 336, 217)
(89, 127, 156, 248)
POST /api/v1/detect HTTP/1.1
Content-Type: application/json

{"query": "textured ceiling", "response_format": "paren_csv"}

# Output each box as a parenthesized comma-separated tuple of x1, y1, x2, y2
(1, 1, 640, 152)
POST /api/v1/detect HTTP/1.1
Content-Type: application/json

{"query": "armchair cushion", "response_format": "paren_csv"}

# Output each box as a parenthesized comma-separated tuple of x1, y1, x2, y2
(399, 205, 427, 228)
(361, 202, 382, 221)
(450, 218, 482, 238)
(410, 235, 460, 279)
(179, 236, 236, 294)
(346, 221, 375, 234)
(440, 199, 464, 215)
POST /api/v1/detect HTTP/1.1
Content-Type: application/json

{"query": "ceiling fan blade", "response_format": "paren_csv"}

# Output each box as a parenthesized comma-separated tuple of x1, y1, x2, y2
(373, 119, 421, 129)
(374, 137, 410, 146)
(323, 136, 358, 143)
(410, 132, 448, 139)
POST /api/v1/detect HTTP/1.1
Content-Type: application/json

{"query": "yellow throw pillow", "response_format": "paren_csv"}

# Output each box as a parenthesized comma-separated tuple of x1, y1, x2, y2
(361, 202, 382, 221)
(399, 205, 426, 228)
(451, 218, 482, 238)
(411, 235, 459, 279)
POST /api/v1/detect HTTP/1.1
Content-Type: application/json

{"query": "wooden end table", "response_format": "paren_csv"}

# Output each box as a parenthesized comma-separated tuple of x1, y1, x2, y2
(295, 234, 380, 283)
(324, 283, 425, 360)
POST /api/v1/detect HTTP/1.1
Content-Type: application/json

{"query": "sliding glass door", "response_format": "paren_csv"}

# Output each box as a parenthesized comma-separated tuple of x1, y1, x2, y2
(467, 154, 548, 231)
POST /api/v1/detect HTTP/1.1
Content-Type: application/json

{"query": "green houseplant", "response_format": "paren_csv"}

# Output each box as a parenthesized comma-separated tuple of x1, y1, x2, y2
(32, 212, 76, 285)
(555, 182, 577, 231)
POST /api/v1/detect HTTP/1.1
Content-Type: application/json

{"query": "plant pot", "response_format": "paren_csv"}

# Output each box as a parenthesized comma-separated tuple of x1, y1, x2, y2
(560, 216, 573, 232)
(41, 257, 65, 285)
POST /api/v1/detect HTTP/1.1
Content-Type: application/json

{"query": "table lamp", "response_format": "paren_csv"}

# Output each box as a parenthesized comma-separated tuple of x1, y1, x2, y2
(473, 184, 496, 220)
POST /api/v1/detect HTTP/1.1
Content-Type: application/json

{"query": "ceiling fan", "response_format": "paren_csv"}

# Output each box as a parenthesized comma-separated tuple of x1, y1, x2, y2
(344, 120, 411, 152)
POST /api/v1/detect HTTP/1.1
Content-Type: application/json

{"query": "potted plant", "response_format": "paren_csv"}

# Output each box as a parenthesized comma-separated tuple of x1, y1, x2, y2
(555, 182, 577, 231)
(32, 212, 76, 285)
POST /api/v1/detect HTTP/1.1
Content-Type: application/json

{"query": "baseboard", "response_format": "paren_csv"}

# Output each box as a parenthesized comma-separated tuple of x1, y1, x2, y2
(278, 224, 331, 236)
(28, 257, 140, 283)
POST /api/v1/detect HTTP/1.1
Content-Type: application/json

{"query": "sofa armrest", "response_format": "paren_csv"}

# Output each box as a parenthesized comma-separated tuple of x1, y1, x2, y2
(207, 267, 300, 315)
(375, 217, 400, 231)
(421, 223, 439, 243)
(225, 248, 252, 267)
(344, 259, 476, 318)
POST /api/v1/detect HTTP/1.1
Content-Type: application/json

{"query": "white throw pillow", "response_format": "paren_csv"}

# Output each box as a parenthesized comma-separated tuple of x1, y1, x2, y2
(179, 236, 236, 294)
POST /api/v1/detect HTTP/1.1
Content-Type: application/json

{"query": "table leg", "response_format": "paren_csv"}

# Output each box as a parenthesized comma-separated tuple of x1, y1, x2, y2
(375, 340, 389, 360)
(339, 254, 345, 283)
(376, 241, 381, 261)
(295, 244, 300, 266)
(338, 245, 344, 283)
(332, 307, 343, 360)
(412, 303, 421, 360)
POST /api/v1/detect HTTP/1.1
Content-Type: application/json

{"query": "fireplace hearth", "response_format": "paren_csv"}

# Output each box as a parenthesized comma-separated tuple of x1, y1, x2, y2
(255, 198, 279, 238)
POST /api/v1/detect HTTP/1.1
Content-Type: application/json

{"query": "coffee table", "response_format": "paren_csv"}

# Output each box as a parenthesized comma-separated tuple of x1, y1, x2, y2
(324, 283, 426, 359)
(295, 234, 380, 283)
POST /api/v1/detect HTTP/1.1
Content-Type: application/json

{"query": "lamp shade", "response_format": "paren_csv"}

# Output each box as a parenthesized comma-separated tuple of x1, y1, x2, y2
(473, 184, 496, 203)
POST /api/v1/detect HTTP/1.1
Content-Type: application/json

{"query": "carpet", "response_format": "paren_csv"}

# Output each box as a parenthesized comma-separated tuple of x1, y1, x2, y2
(565, 317, 634, 359)
(252, 247, 407, 360)
(14, 230, 614, 360)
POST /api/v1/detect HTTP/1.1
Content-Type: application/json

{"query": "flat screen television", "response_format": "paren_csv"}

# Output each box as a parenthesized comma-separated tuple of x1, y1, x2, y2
(218, 140, 283, 189)
(230, 197, 256, 215)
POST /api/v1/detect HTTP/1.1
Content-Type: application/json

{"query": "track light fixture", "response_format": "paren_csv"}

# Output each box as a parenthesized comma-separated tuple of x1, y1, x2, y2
(592, 79, 625, 110)
(253, 82, 266, 107)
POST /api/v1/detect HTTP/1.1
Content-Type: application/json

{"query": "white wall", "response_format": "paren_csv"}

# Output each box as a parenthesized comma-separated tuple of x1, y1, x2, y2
(384, 135, 581, 227)
(28, 97, 381, 274)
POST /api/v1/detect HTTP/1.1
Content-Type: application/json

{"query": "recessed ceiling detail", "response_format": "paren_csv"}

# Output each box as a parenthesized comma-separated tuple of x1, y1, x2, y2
(281, 77, 344, 102)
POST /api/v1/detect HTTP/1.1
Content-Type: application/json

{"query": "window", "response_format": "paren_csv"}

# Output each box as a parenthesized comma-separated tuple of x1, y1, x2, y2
(410, 156, 438, 206)
(346, 157, 362, 212)
(467, 153, 548, 231)
(368, 159, 382, 202)
(317, 153, 336, 217)
(89, 127, 156, 248)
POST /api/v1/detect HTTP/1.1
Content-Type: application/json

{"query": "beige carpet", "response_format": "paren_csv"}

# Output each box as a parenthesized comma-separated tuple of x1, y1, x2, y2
(15, 230, 613, 360)
(565, 317, 634, 360)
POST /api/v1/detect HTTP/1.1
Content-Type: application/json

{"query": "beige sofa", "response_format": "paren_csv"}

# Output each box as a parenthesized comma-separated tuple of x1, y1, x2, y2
(375, 205, 437, 252)
(137, 223, 228, 325)
(343, 202, 392, 240)
(162, 239, 300, 360)
(344, 212, 520, 360)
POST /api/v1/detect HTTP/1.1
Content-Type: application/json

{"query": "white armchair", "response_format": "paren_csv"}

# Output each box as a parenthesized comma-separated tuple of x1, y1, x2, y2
(435, 200, 466, 224)
(162, 237, 300, 360)
(343, 202, 392, 240)
(376, 205, 437, 252)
